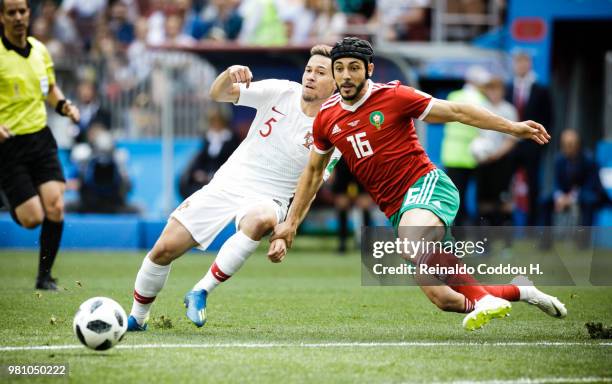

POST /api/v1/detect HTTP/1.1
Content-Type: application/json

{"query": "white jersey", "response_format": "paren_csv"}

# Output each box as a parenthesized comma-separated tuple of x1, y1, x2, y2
(172, 79, 340, 249)
(209, 79, 320, 205)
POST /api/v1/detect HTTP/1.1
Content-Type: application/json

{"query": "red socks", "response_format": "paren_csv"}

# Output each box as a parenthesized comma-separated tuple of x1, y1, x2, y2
(416, 251, 521, 309)
(418, 251, 490, 302)
(482, 285, 520, 301)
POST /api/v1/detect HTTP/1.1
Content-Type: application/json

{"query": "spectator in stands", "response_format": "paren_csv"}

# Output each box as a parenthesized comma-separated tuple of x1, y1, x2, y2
(107, 0, 135, 47)
(306, 0, 347, 44)
(441, 65, 491, 226)
(145, 0, 166, 45)
(238, 0, 288, 46)
(37, 0, 78, 54)
(373, 0, 430, 41)
(128, 93, 159, 137)
(331, 159, 373, 253)
(163, 13, 196, 46)
(336, 0, 376, 20)
(67, 124, 138, 214)
(72, 78, 111, 144)
(540, 129, 603, 230)
(60, 0, 108, 51)
(175, 0, 209, 40)
(127, 17, 152, 83)
(278, 0, 311, 45)
(179, 104, 240, 199)
(31, 15, 64, 59)
(472, 77, 518, 226)
(89, 20, 135, 96)
(445, 0, 487, 40)
(200, 0, 242, 42)
(506, 51, 552, 226)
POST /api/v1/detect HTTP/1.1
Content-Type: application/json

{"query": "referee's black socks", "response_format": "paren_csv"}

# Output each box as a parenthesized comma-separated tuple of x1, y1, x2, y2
(38, 218, 64, 280)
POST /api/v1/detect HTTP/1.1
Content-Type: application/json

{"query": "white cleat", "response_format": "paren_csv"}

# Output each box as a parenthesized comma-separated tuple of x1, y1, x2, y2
(462, 295, 512, 331)
(511, 276, 567, 318)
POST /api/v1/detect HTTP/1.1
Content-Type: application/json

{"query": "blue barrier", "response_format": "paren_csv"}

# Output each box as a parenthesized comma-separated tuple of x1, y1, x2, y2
(0, 213, 234, 252)
(115, 139, 201, 217)
(58, 139, 202, 218)
(0, 213, 140, 250)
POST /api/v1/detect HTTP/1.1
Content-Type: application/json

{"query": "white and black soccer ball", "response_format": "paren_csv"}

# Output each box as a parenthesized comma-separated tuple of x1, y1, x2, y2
(73, 297, 128, 351)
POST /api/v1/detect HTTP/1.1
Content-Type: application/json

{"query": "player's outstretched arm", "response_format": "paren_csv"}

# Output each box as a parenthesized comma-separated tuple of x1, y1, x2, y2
(424, 99, 551, 145)
(209, 65, 253, 103)
(48, 84, 80, 123)
(268, 150, 332, 255)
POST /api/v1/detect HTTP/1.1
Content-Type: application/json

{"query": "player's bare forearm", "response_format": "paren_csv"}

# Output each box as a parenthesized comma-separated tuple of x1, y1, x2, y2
(47, 83, 65, 107)
(269, 150, 331, 250)
(48, 84, 80, 123)
(209, 65, 252, 103)
(426, 100, 513, 132)
(287, 164, 324, 229)
(425, 99, 550, 145)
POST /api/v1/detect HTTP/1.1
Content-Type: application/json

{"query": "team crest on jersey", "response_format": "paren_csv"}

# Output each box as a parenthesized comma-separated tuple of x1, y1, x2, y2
(177, 201, 190, 211)
(369, 111, 384, 129)
(303, 132, 314, 149)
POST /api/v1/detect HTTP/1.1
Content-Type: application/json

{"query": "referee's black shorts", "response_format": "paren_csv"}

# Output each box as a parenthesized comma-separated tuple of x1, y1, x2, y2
(331, 158, 365, 196)
(0, 126, 65, 210)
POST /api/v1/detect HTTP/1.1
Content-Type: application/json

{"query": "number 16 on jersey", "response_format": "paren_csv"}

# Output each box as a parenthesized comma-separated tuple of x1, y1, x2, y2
(347, 132, 373, 159)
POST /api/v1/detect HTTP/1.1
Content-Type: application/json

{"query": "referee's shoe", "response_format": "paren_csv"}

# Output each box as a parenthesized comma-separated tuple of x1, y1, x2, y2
(36, 276, 58, 291)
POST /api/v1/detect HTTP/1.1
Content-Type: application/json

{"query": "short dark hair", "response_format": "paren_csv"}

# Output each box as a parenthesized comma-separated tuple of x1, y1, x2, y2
(331, 37, 374, 67)
(0, 0, 31, 11)
(310, 44, 332, 58)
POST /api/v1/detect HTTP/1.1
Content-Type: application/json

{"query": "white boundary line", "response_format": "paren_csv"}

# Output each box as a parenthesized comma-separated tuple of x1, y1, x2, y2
(440, 378, 612, 384)
(1, 341, 611, 351)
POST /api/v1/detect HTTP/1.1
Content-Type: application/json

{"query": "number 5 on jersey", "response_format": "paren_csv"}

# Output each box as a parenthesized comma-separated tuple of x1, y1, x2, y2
(260, 118, 276, 137)
(347, 132, 373, 159)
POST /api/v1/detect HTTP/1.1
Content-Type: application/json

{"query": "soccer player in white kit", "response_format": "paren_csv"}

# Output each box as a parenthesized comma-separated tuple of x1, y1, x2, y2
(127, 45, 337, 331)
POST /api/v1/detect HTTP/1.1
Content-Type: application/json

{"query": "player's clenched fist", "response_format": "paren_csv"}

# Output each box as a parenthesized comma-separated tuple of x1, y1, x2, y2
(227, 65, 252, 88)
(267, 238, 287, 263)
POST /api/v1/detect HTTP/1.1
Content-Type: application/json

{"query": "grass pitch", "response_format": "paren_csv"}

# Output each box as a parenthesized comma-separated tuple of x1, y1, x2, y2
(0, 237, 611, 383)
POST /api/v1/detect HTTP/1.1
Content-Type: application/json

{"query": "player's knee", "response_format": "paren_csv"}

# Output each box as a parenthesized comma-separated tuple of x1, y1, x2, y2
(150, 240, 181, 265)
(240, 212, 275, 239)
(19, 212, 44, 229)
(45, 197, 64, 221)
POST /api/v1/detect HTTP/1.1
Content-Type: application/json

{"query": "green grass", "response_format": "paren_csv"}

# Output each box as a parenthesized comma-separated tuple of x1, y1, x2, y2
(0, 238, 611, 383)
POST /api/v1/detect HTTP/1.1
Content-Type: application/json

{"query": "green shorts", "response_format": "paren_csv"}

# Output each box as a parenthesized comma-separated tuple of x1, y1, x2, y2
(389, 168, 460, 229)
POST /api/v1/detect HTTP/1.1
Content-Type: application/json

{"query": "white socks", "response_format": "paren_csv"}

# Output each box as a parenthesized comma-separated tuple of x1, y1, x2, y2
(130, 253, 171, 324)
(192, 231, 260, 294)
(130, 231, 259, 324)
(510, 276, 535, 301)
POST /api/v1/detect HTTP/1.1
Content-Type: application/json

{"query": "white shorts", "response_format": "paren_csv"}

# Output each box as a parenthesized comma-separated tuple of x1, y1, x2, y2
(170, 184, 288, 251)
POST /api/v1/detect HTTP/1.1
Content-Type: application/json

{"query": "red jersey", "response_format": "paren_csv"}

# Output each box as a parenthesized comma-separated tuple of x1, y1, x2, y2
(313, 80, 436, 217)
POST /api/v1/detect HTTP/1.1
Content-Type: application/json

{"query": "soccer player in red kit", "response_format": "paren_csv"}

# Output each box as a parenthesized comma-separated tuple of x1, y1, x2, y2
(269, 37, 567, 330)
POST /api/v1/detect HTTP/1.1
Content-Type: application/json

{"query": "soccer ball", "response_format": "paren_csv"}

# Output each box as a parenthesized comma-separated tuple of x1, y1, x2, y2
(73, 297, 128, 351)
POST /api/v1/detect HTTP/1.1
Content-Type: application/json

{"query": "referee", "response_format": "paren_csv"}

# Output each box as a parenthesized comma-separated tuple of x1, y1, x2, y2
(0, 0, 80, 290)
